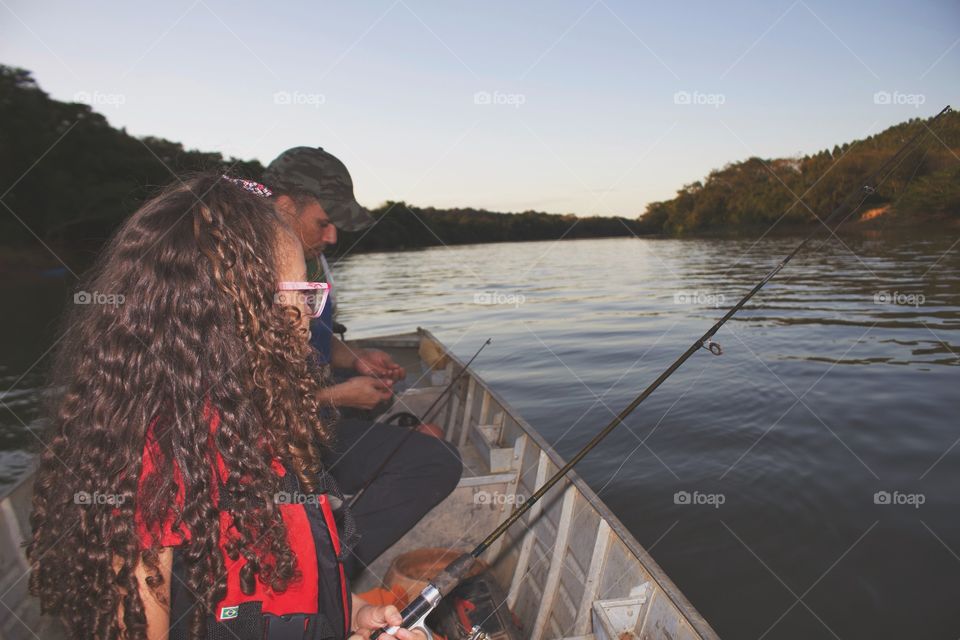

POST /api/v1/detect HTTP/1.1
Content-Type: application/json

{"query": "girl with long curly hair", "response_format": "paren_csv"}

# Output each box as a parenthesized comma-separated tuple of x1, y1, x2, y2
(27, 174, 423, 640)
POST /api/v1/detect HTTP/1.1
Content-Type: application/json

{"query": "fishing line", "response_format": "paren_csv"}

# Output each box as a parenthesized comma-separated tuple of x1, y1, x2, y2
(347, 338, 492, 510)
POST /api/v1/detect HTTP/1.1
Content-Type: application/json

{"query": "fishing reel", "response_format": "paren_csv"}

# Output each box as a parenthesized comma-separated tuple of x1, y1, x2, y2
(373, 584, 441, 640)
(372, 554, 477, 640)
(386, 411, 422, 428)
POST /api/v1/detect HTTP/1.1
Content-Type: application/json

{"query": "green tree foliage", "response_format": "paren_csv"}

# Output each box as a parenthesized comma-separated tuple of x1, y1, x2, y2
(639, 111, 960, 233)
(0, 65, 263, 251)
(333, 203, 639, 254)
(7, 64, 952, 256)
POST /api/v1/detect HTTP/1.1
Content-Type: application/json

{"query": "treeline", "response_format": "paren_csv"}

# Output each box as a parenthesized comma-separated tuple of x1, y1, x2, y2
(334, 202, 639, 254)
(5, 63, 954, 260)
(0, 66, 264, 252)
(639, 109, 960, 234)
(0, 65, 640, 266)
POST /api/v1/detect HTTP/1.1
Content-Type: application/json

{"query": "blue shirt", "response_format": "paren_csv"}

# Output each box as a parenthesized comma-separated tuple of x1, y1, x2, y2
(310, 295, 334, 364)
(308, 254, 336, 365)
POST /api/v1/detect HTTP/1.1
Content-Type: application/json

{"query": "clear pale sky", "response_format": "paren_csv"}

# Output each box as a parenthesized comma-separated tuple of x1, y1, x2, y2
(1, 0, 957, 217)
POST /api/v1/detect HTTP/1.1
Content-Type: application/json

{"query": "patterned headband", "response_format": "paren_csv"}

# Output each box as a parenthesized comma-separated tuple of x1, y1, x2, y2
(222, 175, 273, 198)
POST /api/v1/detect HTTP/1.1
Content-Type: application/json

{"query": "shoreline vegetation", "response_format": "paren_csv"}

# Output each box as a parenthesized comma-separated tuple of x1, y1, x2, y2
(1, 64, 958, 274)
(641, 111, 960, 235)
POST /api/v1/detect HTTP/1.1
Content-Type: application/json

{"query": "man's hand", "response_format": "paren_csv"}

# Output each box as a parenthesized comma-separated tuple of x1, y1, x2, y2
(321, 376, 393, 410)
(354, 348, 406, 381)
(352, 604, 427, 640)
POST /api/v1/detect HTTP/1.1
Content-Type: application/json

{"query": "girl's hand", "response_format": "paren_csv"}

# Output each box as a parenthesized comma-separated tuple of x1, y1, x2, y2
(353, 605, 428, 640)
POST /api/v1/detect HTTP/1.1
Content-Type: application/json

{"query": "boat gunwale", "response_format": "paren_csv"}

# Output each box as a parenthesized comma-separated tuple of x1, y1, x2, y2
(411, 326, 720, 640)
(0, 461, 37, 502)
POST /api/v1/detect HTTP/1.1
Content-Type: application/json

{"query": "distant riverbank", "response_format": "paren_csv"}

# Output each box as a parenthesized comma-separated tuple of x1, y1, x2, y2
(4, 212, 955, 279)
(639, 110, 960, 234)
(4, 65, 958, 269)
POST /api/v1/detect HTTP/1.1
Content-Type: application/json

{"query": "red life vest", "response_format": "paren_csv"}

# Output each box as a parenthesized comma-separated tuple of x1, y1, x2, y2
(136, 413, 353, 640)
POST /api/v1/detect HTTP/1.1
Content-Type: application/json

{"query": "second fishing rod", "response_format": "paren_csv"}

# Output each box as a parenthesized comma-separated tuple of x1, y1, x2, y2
(347, 338, 492, 510)
(369, 105, 952, 639)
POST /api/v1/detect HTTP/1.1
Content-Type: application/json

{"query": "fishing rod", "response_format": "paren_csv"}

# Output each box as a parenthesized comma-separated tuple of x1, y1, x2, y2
(371, 105, 953, 639)
(347, 338, 492, 509)
(381, 338, 492, 428)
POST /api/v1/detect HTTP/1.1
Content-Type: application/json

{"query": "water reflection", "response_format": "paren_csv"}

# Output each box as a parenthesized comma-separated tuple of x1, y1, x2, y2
(1, 232, 958, 638)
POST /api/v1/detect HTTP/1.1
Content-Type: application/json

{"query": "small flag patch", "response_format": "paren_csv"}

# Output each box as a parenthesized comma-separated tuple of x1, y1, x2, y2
(219, 605, 239, 620)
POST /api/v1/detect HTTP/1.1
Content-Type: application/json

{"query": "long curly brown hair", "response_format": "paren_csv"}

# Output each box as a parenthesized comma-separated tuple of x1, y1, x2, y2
(27, 173, 330, 639)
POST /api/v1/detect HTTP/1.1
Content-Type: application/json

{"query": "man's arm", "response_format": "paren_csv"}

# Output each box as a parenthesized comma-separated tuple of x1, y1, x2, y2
(317, 376, 394, 410)
(330, 336, 359, 370)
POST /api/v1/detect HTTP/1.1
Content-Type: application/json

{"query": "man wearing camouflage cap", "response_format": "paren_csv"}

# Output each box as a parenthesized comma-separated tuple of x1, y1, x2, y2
(264, 147, 463, 574)
(266, 145, 378, 236)
(265, 146, 397, 398)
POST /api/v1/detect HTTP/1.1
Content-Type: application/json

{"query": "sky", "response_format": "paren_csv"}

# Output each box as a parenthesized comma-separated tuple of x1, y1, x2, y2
(1, 0, 957, 217)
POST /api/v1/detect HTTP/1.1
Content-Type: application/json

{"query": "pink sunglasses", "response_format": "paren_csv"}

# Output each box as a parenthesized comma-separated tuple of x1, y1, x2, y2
(276, 281, 331, 318)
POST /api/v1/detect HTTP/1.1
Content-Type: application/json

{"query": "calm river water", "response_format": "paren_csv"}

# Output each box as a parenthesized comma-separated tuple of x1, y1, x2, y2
(1, 233, 958, 639)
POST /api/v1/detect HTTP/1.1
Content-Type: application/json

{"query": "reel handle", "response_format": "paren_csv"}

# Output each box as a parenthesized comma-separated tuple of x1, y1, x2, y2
(370, 586, 438, 640)
(369, 554, 477, 640)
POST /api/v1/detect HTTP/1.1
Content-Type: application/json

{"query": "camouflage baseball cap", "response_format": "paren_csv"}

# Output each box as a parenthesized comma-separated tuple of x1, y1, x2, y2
(263, 147, 374, 231)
